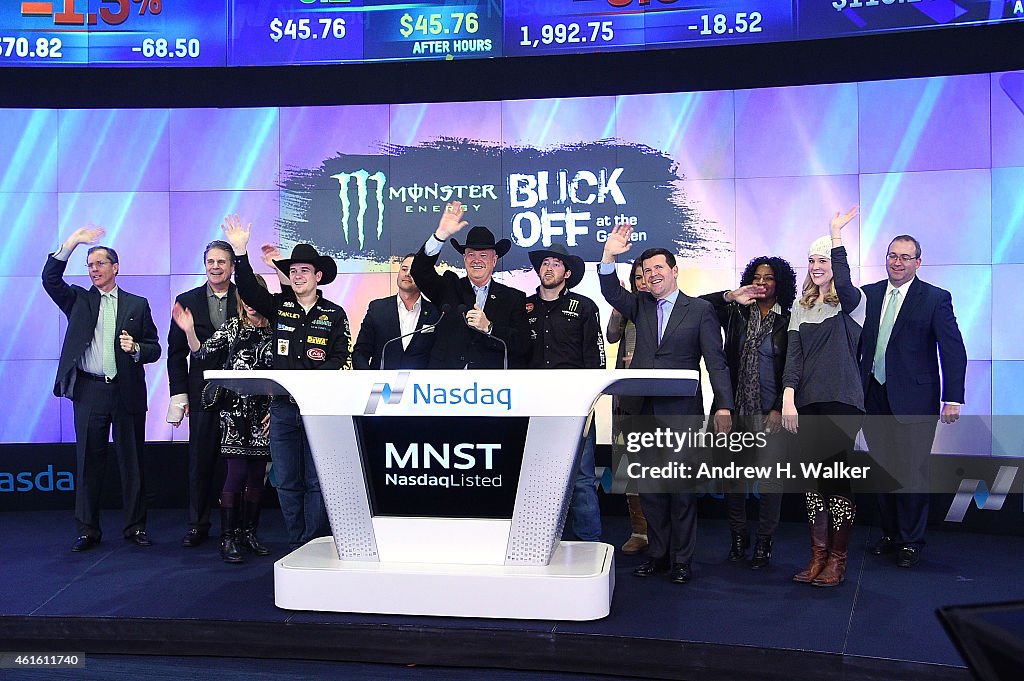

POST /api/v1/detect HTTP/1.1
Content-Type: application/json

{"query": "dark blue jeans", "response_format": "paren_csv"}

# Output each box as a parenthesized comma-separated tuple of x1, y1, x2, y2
(569, 428, 602, 541)
(269, 399, 328, 548)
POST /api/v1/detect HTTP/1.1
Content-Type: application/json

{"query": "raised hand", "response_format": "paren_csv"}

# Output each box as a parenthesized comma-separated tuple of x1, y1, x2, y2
(727, 284, 767, 306)
(171, 302, 195, 333)
(172, 302, 201, 352)
(601, 224, 634, 263)
(830, 205, 858, 238)
(259, 243, 281, 269)
(221, 214, 251, 255)
(63, 224, 105, 252)
(260, 243, 290, 286)
(436, 201, 469, 240)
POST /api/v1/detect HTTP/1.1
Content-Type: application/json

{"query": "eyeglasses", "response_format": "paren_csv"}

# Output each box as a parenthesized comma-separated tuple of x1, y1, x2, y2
(87, 261, 113, 270)
(886, 254, 918, 263)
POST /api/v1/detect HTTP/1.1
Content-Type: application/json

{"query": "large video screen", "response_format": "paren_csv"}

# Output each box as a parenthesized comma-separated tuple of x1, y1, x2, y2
(1, 70, 1022, 458)
(0, 0, 1020, 67)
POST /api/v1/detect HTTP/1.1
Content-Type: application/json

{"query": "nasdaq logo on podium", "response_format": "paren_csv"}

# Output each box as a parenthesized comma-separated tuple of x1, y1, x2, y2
(365, 372, 513, 414)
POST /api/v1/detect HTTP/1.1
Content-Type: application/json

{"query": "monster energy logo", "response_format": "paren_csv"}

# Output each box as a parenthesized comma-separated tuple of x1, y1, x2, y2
(330, 170, 386, 249)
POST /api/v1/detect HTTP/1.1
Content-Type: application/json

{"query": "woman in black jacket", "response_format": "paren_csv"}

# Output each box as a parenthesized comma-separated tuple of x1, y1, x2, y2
(701, 256, 797, 569)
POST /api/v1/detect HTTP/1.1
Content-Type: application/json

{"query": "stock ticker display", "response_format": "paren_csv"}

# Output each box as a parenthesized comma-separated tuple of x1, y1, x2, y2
(0, 0, 1020, 67)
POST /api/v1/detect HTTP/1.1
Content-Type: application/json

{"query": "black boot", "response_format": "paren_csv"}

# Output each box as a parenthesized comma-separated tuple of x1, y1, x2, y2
(750, 535, 773, 570)
(219, 505, 243, 564)
(241, 500, 271, 556)
(727, 530, 749, 562)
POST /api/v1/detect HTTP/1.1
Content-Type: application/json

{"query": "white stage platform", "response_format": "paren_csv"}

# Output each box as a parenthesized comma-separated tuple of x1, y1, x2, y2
(275, 539, 616, 621)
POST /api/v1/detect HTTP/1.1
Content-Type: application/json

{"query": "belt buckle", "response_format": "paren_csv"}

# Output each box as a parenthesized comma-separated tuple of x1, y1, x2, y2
(104, 376, 114, 384)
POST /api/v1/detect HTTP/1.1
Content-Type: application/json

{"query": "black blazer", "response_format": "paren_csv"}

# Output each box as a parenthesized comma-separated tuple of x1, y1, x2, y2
(700, 291, 789, 413)
(167, 283, 238, 409)
(859, 277, 967, 422)
(42, 254, 160, 414)
(411, 246, 530, 369)
(600, 271, 734, 416)
(353, 294, 439, 370)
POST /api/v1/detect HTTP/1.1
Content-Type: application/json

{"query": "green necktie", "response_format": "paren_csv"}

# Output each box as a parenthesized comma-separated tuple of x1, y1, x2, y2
(872, 289, 900, 384)
(102, 292, 117, 379)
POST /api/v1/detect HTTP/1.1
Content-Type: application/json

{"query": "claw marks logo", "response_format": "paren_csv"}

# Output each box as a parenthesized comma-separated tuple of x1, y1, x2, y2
(330, 170, 386, 249)
(279, 138, 709, 271)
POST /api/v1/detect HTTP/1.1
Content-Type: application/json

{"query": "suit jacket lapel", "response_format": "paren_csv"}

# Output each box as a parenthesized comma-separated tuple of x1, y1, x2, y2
(660, 294, 690, 346)
(114, 288, 129, 336)
(863, 283, 884, 349)
(191, 287, 215, 334)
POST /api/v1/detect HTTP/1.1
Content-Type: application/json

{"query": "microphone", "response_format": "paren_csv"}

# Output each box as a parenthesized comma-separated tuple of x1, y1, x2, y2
(458, 304, 508, 371)
(380, 304, 448, 371)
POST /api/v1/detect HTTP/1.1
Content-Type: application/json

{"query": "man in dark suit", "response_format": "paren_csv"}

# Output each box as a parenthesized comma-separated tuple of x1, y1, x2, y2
(167, 240, 237, 548)
(42, 225, 161, 552)
(411, 201, 529, 369)
(353, 253, 438, 370)
(859, 235, 967, 568)
(598, 224, 734, 584)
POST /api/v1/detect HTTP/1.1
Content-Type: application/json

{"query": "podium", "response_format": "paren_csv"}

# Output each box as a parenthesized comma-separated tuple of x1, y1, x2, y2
(209, 368, 697, 620)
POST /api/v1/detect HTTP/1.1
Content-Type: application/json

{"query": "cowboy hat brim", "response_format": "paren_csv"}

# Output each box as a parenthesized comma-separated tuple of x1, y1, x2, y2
(274, 252, 338, 286)
(450, 237, 512, 258)
(529, 248, 585, 289)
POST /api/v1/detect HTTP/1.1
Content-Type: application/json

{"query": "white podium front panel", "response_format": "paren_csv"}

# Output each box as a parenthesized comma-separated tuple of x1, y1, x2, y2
(210, 369, 696, 619)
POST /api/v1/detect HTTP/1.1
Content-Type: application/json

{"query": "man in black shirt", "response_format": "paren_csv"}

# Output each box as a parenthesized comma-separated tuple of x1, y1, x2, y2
(525, 243, 605, 541)
(222, 215, 351, 549)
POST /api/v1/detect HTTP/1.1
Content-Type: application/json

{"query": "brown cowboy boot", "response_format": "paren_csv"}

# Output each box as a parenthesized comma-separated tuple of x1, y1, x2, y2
(621, 495, 648, 555)
(813, 495, 856, 587)
(793, 492, 828, 583)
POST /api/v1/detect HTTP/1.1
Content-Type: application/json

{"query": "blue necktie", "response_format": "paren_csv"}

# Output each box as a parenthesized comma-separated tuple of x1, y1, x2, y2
(872, 289, 900, 384)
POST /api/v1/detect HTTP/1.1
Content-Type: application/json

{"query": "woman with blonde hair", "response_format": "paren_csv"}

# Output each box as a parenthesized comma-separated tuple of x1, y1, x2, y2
(782, 206, 865, 587)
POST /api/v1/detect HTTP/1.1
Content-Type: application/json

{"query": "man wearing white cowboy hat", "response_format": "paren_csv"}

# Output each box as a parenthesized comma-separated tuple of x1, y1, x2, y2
(411, 201, 530, 369)
(221, 215, 352, 549)
(525, 242, 606, 542)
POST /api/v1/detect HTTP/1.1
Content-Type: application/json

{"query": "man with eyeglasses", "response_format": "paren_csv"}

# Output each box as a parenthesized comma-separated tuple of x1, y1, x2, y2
(43, 225, 161, 552)
(167, 240, 237, 548)
(859, 235, 967, 568)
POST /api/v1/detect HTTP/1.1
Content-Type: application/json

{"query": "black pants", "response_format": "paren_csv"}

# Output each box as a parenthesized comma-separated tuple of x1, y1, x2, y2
(863, 378, 936, 547)
(187, 408, 222, 532)
(72, 378, 147, 539)
(797, 401, 864, 499)
(725, 420, 787, 537)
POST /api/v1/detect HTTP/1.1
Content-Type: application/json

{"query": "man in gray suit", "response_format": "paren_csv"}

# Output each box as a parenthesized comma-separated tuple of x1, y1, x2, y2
(598, 224, 734, 584)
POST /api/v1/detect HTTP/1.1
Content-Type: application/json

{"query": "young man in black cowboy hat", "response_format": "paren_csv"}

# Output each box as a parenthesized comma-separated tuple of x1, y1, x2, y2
(221, 215, 351, 549)
(411, 201, 529, 369)
(525, 243, 606, 541)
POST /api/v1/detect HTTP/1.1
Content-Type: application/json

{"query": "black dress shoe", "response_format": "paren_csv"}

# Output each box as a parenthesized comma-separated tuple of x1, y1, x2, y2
(896, 546, 921, 568)
(125, 529, 152, 547)
(871, 536, 896, 556)
(633, 558, 670, 577)
(670, 562, 692, 584)
(181, 529, 208, 548)
(71, 535, 100, 552)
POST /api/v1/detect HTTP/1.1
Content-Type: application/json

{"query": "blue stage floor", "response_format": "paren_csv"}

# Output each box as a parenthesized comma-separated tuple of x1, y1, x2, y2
(3, 508, 1021, 680)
